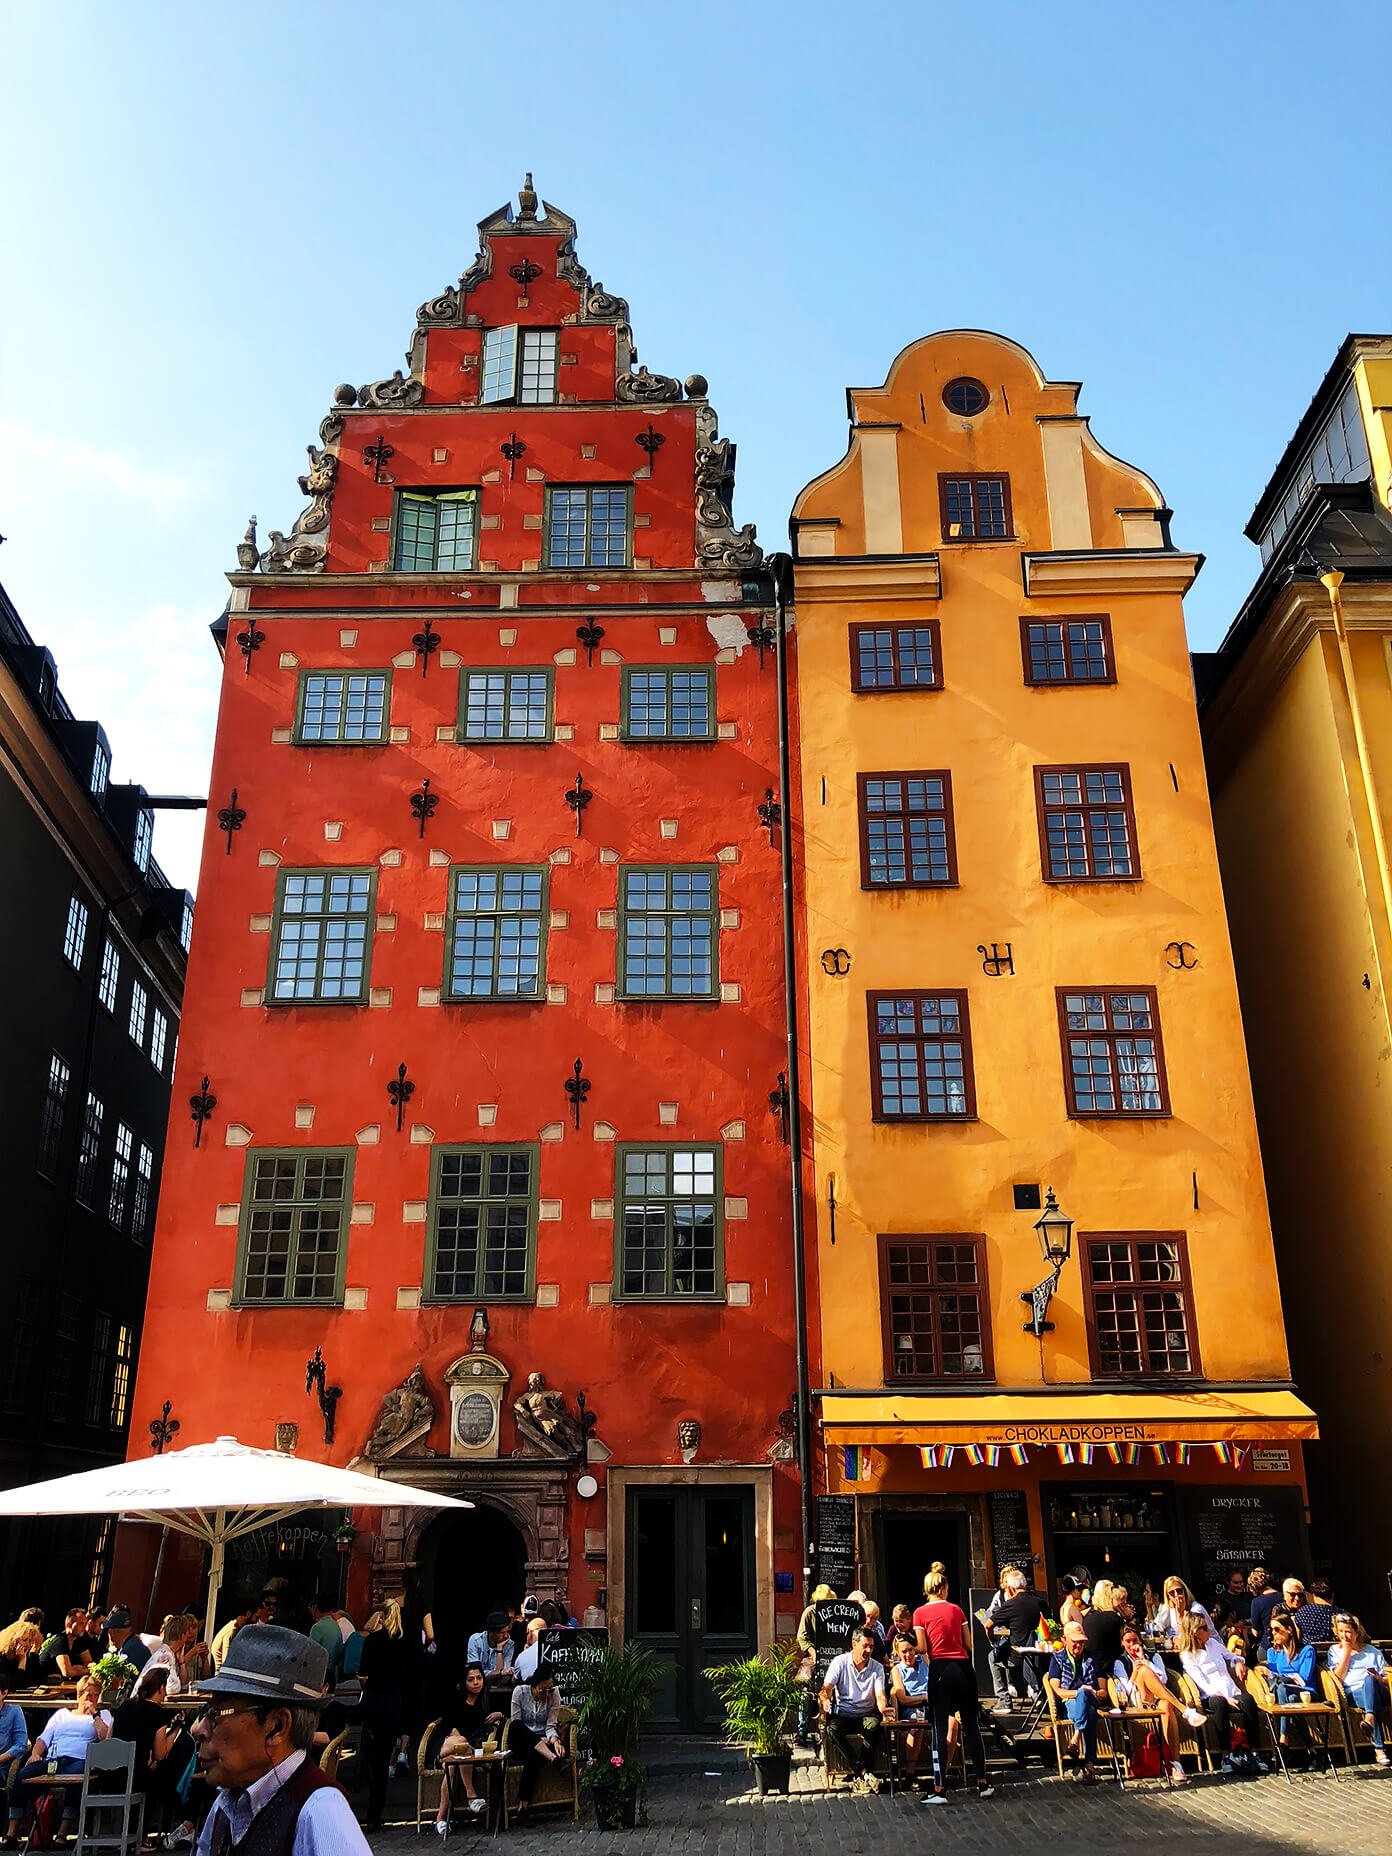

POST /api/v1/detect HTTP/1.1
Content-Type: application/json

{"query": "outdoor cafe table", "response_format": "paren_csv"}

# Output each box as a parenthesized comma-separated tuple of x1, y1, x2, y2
(443, 1750, 512, 1836)
(18, 1772, 83, 1856)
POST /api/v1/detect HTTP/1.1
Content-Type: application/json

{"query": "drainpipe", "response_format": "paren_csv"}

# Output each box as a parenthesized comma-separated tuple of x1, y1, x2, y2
(766, 551, 816, 1601)
(1321, 569, 1392, 1021)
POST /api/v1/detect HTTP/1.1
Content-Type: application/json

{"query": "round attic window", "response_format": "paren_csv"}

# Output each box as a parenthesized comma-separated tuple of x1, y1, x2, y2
(943, 377, 990, 416)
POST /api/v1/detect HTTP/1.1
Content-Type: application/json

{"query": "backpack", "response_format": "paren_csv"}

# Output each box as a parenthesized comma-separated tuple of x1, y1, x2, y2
(1128, 1729, 1164, 1779)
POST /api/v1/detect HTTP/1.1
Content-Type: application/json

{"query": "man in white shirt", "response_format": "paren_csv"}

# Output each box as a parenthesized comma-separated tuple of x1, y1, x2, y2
(819, 1627, 887, 1792)
(191, 1624, 371, 1856)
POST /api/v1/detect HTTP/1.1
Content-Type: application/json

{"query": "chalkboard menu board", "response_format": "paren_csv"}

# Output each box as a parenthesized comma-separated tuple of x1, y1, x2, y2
(811, 1599, 866, 1683)
(535, 1627, 607, 1707)
(817, 1493, 857, 1595)
(1179, 1486, 1307, 1605)
(988, 1488, 1036, 1581)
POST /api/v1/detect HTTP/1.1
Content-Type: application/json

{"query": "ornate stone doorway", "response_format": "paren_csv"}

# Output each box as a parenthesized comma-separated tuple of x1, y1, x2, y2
(418, 1505, 527, 1664)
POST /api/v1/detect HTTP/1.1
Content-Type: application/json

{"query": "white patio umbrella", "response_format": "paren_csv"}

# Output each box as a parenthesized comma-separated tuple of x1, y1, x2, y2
(0, 1435, 471, 1633)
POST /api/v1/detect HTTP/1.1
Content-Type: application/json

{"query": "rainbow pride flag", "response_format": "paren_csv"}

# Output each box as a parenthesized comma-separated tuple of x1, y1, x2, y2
(920, 1446, 939, 1470)
(1008, 1443, 1029, 1466)
(963, 1444, 986, 1467)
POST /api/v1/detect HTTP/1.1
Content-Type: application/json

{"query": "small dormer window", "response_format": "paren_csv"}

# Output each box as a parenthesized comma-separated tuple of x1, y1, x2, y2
(91, 742, 110, 797)
(132, 809, 153, 874)
(480, 327, 558, 405)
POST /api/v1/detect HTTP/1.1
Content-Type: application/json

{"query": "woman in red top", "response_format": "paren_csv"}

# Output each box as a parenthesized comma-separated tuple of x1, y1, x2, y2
(912, 1564, 993, 1804)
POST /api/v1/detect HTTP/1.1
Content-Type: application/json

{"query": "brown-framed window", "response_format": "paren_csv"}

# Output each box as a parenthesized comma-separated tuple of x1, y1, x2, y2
(849, 622, 942, 693)
(1083, 1233, 1198, 1377)
(880, 1235, 992, 1382)
(868, 990, 975, 1121)
(939, 473, 1013, 541)
(1021, 616, 1115, 686)
(858, 773, 956, 888)
(1057, 987, 1169, 1117)
(1035, 765, 1139, 881)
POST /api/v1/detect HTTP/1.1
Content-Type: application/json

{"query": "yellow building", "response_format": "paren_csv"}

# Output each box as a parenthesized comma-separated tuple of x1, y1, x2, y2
(1199, 334, 1392, 1628)
(788, 331, 1315, 1616)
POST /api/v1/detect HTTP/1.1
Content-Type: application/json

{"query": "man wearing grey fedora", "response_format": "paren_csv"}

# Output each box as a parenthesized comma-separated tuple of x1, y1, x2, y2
(191, 1624, 371, 1856)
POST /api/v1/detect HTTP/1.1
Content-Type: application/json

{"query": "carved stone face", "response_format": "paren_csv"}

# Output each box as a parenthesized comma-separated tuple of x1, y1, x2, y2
(677, 1420, 701, 1450)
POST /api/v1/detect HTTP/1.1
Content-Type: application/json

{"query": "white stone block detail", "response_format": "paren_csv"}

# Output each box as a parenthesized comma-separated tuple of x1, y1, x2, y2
(553, 648, 577, 665)
(720, 982, 742, 1003)
(658, 1102, 678, 1125)
(727, 1282, 751, 1306)
(591, 1199, 614, 1219)
(270, 726, 293, 744)
(538, 1200, 562, 1221)
(344, 1286, 368, 1310)
(225, 1123, 253, 1147)
(660, 819, 678, 839)
(380, 848, 404, 867)
(724, 1196, 748, 1219)
(356, 1124, 381, 1145)
(396, 1286, 422, 1309)
(589, 1282, 612, 1305)
(294, 1105, 315, 1130)
(240, 988, 264, 1008)
(279, 652, 299, 669)
(206, 1288, 232, 1311)
(477, 1104, 498, 1127)
(546, 983, 568, 1004)
(349, 1203, 374, 1225)
(409, 1124, 434, 1145)
(658, 627, 677, 645)
(257, 849, 282, 866)
(492, 820, 512, 839)
(214, 1204, 239, 1226)
(369, 987, 392, 1007)
(324, 821, 343, 841)
(593, 1121, 617, 1142)
(403, 1201, 427, 1223)
(549, 847, 572, 865)
(393, 650, 417, 668)
(536, 1283, 560, 1308)
(539, 1121, 565, 1142)
(720, 1120, 746, 1142)
(338, 629, 358, 647)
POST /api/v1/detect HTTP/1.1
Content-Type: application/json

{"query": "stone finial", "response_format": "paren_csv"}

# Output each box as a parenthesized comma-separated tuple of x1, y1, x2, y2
(518, 172, 538, 221)
(236, 517, 259, 571)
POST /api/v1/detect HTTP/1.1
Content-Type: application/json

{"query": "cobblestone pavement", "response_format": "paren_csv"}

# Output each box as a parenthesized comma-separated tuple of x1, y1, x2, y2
(369, 1756, 1392, 1855)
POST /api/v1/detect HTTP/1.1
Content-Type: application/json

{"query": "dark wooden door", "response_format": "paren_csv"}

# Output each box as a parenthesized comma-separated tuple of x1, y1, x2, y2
(627, 1484, 756, 1729)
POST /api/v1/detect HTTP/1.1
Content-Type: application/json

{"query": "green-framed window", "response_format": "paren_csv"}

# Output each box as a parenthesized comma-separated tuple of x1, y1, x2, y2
(545, 486, 631, 569)
(235, 1148, 353, 1305)
(426, 1145, 539, 1301)
(295, 671, 391, 744)
(268, 869, 375, 1004)
(616, 1144, 723, 1299)
(621, 667, 715, 741)
(457, 668, 554, 743)
(617, 865, 718, 999)
(445, 866, 547, 999)
(394, 489, 479, 571)
(480, 327, 559, 406)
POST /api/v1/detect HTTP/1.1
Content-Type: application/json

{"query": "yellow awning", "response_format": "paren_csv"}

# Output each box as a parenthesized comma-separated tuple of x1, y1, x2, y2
(820, 1389, 1317, 1447)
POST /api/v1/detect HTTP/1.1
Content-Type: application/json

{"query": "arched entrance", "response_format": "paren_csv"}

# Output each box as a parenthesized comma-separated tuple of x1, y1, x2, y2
(419, 1505, 527, 1670)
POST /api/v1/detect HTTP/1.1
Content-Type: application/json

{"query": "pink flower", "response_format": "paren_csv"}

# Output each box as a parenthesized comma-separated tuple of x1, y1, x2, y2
(610, 1756, 624, 1767)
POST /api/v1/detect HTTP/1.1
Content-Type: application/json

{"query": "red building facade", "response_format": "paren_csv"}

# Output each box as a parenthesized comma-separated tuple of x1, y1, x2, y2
(124, 184, 801, 1726)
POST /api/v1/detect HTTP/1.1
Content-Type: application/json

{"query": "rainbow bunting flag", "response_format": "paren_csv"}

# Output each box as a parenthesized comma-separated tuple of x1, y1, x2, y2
(920, 1446, 939, 1470)
(1121, 1443, 1141, 1466)
(985, 1445, 1002, 1468)
(1211, 1442, 1233, 1466)
(963, 1444, 985, 1467)
(1008, 1443, 1029, 1466)
(1105, 1443, 1125, 1465)
(1077, 1443, 1095, 1466)
(1174, 1443, 1192, 1467)
(940, 1445, 956, 1469)
(843, 1445, 866, 1481)
(1232, 1447, 1248, 1472)
(1055, 1442, 1074, 1465)
(1151, 1443, 1171, 1466)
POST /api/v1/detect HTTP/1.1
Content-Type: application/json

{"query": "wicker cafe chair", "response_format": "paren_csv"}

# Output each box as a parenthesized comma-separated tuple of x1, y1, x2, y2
(1103, 1677, 1173, 1788)
(502, 1707, 579, 1820)
(1169, 1673, 1218, 1773)
(319, 1728, 348, 1781)
(1042, 1676, 1122, 1785)
(1320, 1668, 1384, 1765)
(415, 1719, 444, 1835)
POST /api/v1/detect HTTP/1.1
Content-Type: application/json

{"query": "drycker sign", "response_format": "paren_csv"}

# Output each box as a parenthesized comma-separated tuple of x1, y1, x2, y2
(988, 1424, 1154, 1445)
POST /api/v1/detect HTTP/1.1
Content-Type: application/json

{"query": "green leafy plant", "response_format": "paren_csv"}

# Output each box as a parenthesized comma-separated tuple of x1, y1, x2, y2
(90, 1652, 138, 1695)
(579, 1753, 646, 1798)
(570, 1641, 668, 1763)
(708, 1642, 803, 1757)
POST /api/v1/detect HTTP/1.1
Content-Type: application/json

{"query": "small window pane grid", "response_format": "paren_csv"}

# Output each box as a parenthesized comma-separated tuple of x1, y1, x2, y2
(37, 1053, 71, 1181)
(180, 899, 193, 952)
(239, 1151, 351, 1303)
(881, 1237, 990, 1381)
(150, 1009, 168, 1073)
(1037, 765, 1138, 880)
(480, 325, 519, 404)
(869, 990, 975, 1120)
(939, 473, 1012, 541)
(446, 867, 546, 999)
(108, 1122, 134, 1228)
(622, 668, 715, 741)
(132, 809, 153, 873)
(1085, 1235, 1196, 1377)
(618, 867, 717, 999)
(98, 939, 120, 1012)
(859, 773, 956, 888)
(129, 981, 148, 1048)
(109, 1324, 134, 1428)
(75, 1093, 104, 1207)
(297, 672, 390, 744)
(1059, 988, 1169, 1116)
(86, 1315, 112, 1427)
(545, 487, 631, 569)
(428, 1148, 537, 1300)
(63, 896, 89, 970)
(131, 1143, 155, 1242)
(618, 1146, 721, 1298)
(394, 491, 478, 571)
(849, 623, 941, 693)
(519, 330, 559, 405)
(270, 872, 373, 1003)
(1022, 617, 1114, 686)
(458, 669, 553, 743)
(91, 743, 109, 796)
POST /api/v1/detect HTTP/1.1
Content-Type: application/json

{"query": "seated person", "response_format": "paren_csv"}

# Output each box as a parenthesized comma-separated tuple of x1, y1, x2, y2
(111, 1665, 197, 1845)
(431, 1663, 504, 1828)
(1151, 1578, 1213, 1648)
(1046, 1622, 1103, 1784)
(1291, 1578, 1337, 1649)
(1325, 1612, 1390, 1768)
(465, 1613, 516, 1684)
(986, 1570, 1045, 1714)
(508, 1671, 564, 1811)
(1112, 1623, 1208, 1784)
(1177, 1614, 1266, 1772)
(0, 1683, 27, 1796)
(102, 1607, 150, 1677)
(819, 1628, 887, 1793)
(37, 1610, 93, 1682)
(1258, 1612, 1316, 1758)
(886, 1635, 931, 1785)
(0, 1625, 41, 1694)
(7, 1674, 111, 1846)
(512, 1617, 548, 1683)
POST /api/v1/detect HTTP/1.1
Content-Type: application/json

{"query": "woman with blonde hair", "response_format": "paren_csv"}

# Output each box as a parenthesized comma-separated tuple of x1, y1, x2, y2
(0, 1622, 41, 1688)
(358, 1601, 408, 1831)
(1326, 1611, 1390, 1766)
(1152, 1576, 1212, 1648)
(912, 1565, 993, 1802)
(1082, 1579, 1124, 1673)
(7, 1675, 110, 1844)
(1177, 1613, 1264, 1771)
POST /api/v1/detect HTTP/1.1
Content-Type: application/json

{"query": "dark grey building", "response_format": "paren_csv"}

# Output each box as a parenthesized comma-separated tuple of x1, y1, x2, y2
(0, 578, 191, 1616)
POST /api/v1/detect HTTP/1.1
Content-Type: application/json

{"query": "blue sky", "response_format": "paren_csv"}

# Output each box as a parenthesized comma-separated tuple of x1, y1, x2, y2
(2, 1, 1389, 890)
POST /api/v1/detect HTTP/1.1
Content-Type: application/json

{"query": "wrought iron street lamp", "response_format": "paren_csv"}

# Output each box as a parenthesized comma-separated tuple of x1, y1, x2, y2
(1021, 1188, 1074, 1336)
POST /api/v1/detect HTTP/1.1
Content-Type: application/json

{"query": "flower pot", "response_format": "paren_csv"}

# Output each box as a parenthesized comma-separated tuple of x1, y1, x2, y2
(591, 1789, 641, 1829)
(751, 1751, 792, 1795)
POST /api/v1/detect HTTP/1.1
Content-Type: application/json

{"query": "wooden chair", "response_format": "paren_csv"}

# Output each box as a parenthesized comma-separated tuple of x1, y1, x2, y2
(1245, 1670, 1341, 1784)
(1319, 1669, 1379, 1765)
(1042, 1676, 1122, 1785)
(501, 1709, 579, 1821)
(74, 1738, 145, 1856)
(1169, 1673, 1218, 1773)
(1103, 1677, 1173, 1788)
(415, 1718, 444, 1835)
(319, 1729, 348, 1782)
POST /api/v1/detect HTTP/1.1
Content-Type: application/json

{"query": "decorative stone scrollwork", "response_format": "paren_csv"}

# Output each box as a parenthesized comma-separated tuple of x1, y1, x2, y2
(259, 427, 342, 575)
(555, 232, 590, 296)
(415, 285, 460, 329)
(319, 410, 344, 446)
(616, 364, 683, 404)
(357, 370, 424, 410)
(260, 531, 326, 573)
(585, 282, 630, 323)
(693, 403, 763, 570)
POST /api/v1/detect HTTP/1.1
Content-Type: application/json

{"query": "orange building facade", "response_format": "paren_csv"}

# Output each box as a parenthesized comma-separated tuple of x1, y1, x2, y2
(121, 185, 802, 1728)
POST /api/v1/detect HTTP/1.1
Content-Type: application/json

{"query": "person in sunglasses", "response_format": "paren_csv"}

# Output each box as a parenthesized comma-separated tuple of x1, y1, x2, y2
(190, 1625, 370, 1856)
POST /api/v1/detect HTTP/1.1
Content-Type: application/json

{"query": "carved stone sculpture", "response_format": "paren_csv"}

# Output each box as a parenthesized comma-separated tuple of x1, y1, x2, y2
(298, 446, 337, 500)
(365, 1364, 436, 1461)
(236, 517, 259, 572)
(260, 530, 326, 573)
(513, 1372, 584, 1459)
(616, 365, 683, 404)
(416, 285, 460, 330)
(357, 371, 424, 410)
(586, 282, 630, 323)
(692, 405, 763, 571)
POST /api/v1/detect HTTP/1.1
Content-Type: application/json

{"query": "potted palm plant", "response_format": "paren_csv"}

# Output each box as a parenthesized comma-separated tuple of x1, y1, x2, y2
(709, 1642, 803, 1795)
(571, 1641, 667, 1828)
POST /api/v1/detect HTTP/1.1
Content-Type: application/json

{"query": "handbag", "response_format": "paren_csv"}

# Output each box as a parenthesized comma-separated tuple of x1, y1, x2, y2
(1128, 1729, 1163, 1779)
